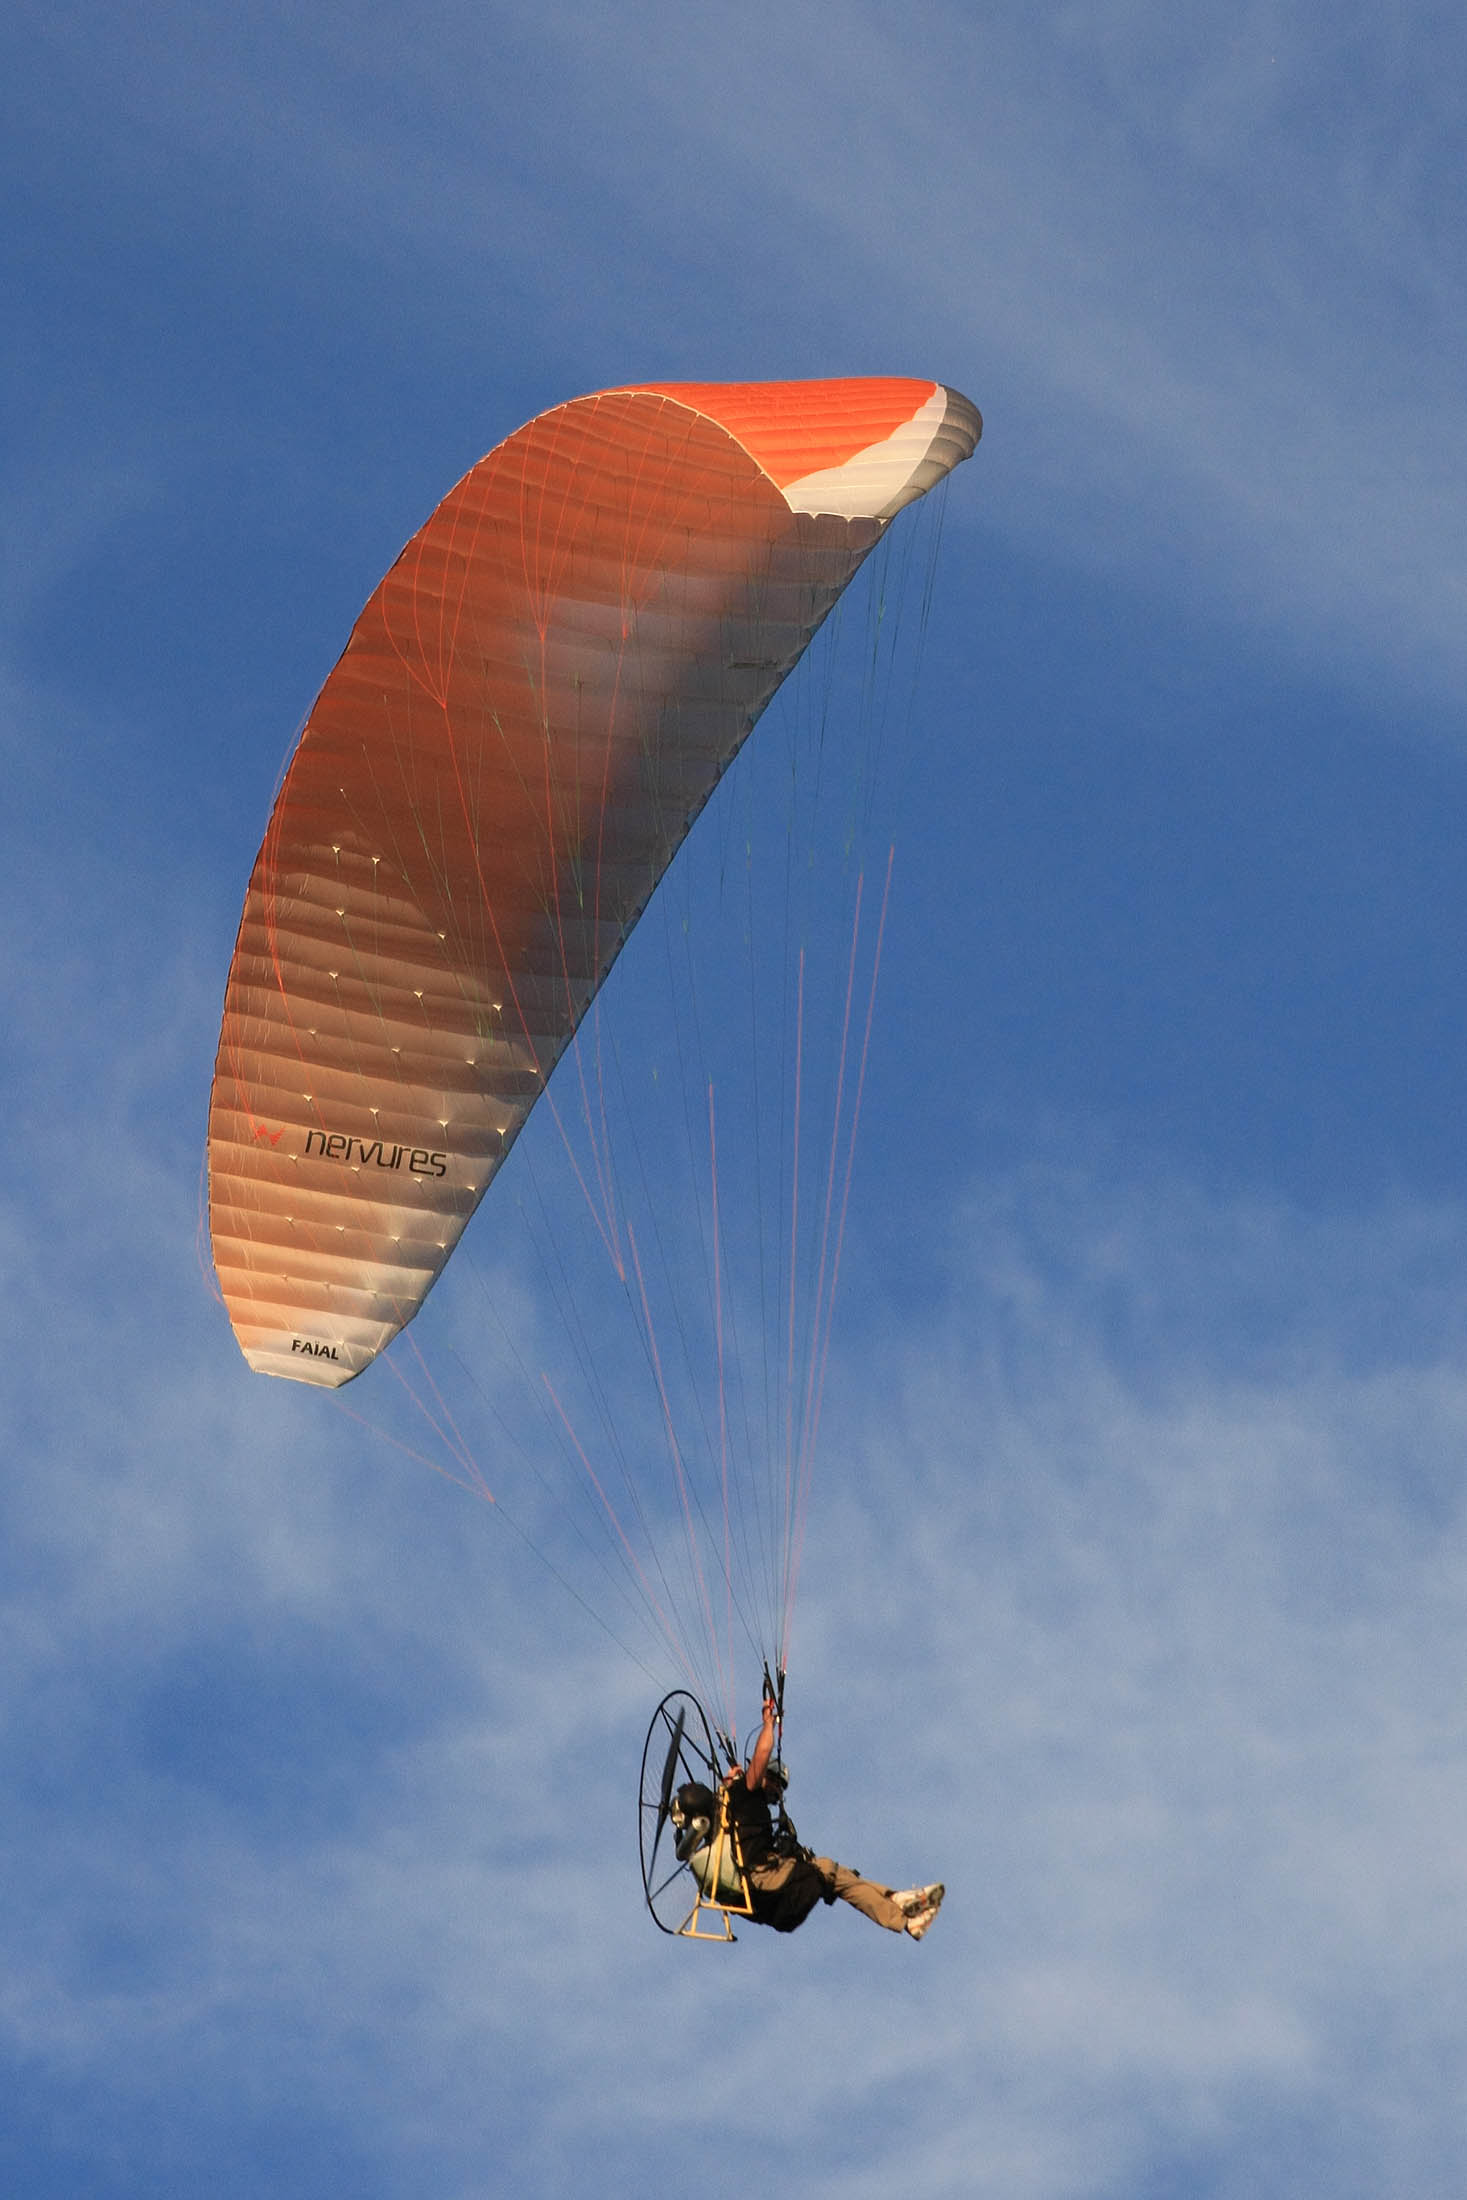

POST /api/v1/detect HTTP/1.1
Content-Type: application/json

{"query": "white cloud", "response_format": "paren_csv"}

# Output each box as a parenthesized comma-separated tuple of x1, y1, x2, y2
(19, 1107, 1467, 2193)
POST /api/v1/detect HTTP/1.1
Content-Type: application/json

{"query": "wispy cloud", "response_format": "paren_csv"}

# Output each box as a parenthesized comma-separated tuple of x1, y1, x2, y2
(14, 4, 1462, 705)
(8, 1061, 1467, 2190)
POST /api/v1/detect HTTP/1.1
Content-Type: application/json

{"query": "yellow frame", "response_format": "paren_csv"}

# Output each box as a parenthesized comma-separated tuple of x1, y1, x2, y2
(679, 1785, 756, 1941)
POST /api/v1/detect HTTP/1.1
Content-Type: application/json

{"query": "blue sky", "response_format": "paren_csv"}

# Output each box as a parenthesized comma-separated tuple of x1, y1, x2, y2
(6, 3, 1467, 2194)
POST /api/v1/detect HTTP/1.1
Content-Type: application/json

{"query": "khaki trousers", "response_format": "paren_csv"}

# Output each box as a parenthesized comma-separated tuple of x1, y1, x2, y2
(749, 1853, 907, 1932)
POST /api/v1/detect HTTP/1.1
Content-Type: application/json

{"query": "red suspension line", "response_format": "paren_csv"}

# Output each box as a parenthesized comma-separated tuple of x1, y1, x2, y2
(783, 945, 806, 1618)
(707, 1079, 735, 1711)
(541, 1373, 704, 1697)
(625, 1218, 732, 1731)
(795, 868, 867, 1494)
(784, 847, 894, 1640)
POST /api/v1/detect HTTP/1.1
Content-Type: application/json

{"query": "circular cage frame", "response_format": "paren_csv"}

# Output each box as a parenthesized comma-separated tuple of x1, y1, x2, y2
(638, 1690, 725, 1933)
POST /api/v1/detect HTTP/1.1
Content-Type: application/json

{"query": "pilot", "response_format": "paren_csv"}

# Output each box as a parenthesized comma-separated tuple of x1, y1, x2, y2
(676, 1697, 943, 1939)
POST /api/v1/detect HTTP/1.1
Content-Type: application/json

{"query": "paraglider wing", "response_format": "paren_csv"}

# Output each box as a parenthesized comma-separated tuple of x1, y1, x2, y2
(207, 378, 980, 1385)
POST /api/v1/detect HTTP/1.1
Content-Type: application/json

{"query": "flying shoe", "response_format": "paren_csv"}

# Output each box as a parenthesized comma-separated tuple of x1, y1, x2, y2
(895, 1883, 945, 1940)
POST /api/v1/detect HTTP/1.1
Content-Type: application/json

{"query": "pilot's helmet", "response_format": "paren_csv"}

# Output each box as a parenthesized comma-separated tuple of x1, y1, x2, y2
(672, 1779, 716, 1825)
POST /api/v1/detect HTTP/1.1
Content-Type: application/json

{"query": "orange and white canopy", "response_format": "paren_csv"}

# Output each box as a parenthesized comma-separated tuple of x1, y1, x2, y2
(207, 377, 980, 1384)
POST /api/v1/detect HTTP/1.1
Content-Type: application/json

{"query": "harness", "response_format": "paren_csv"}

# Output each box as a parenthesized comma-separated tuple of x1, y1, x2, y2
(670, 1777, 827, 1938)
